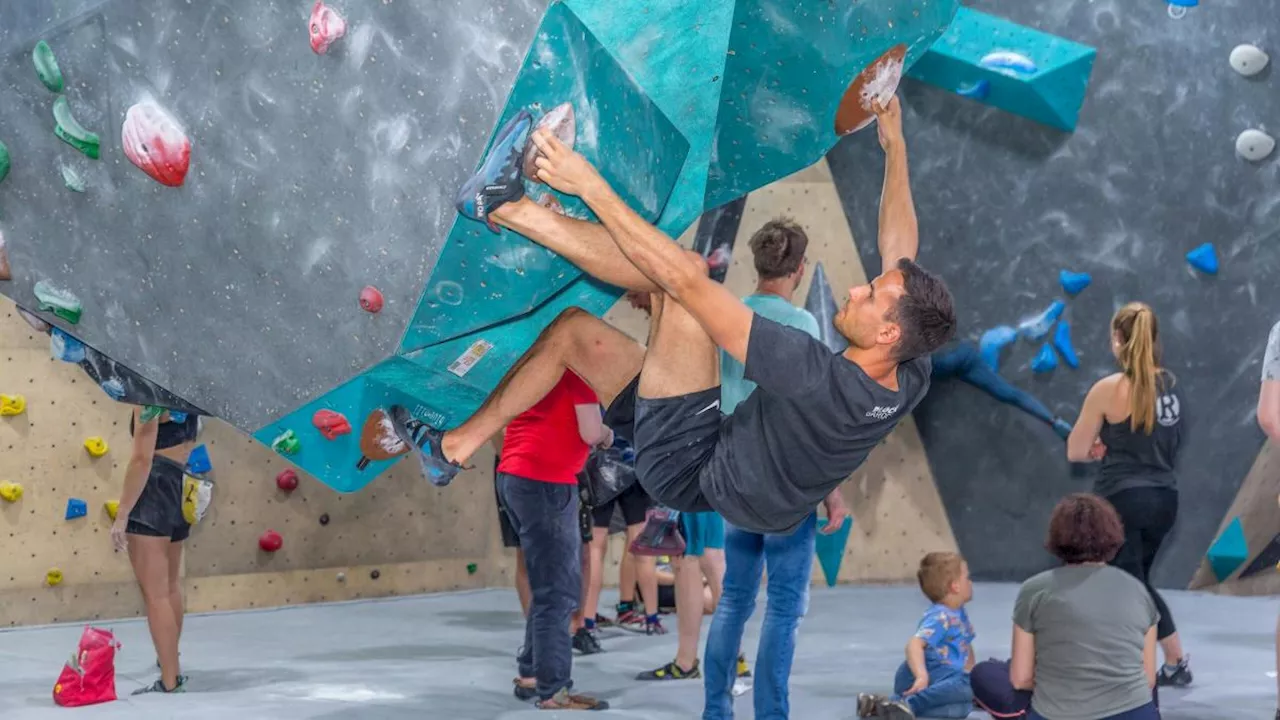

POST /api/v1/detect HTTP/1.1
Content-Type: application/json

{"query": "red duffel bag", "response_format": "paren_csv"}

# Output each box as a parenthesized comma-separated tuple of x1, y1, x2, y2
(52, 626, 120, 707)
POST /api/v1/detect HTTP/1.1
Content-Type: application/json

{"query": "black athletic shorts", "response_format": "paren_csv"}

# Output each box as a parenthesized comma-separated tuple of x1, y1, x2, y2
(126, 456, 191, 542)
(606, 375, 717, 514)
(591, 481, 651, 529)
(495, 457, 593, 547)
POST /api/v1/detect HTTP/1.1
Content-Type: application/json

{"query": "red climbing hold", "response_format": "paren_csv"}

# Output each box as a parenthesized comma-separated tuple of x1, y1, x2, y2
(359, 286, 384, 313)
(259, 529, 284, 552)
(122, 102, 191, 187)
(312, 409, 351, 440)
(309, 0, 347, 55)
(276, 469, 299, 492)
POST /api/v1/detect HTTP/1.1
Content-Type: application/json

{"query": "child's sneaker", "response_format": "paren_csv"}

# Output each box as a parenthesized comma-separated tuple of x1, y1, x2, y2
(736, 653, 751, 677)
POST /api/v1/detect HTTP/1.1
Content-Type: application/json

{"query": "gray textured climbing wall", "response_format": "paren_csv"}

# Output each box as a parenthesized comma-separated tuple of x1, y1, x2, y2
(830, 0, 1280, 586)
(0, 0, 546, 430)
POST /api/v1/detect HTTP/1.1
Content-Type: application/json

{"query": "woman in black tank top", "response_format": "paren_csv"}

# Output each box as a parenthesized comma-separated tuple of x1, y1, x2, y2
(1065, 302, 1192, 689)
(109, 407, 199, 695)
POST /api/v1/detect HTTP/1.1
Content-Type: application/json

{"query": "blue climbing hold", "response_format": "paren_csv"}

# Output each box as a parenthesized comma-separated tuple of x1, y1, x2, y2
(979, 51, 1039, 77)
(65, 498, 87, 520)
(804, 262, 848, 354)
(1186, 243, 1219, 275)
(1031, 343, 1058, 373)
(979, 326, 1018, 371)
(169, 411, 188, 424)
(1019, 300, 1066, 341)
(100, 378, 126, 401)
(50, 327, 86, 363)
(815, 516, 854, 588)
(956, 79, 990, 100)
(1053, 321, 1079, 369)
(186, 444, 212, 475)
(1059, 270, 1092, 296)
(1207, 516, 1248, 582)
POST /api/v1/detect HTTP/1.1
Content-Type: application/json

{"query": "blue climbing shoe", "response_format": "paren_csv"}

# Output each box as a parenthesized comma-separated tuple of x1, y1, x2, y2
(455, 109, 532, 234)
(388, 405, 462, 487)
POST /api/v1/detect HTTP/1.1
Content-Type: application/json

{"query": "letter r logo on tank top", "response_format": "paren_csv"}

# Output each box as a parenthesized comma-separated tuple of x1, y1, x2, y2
(1156, 394, 1181, 427)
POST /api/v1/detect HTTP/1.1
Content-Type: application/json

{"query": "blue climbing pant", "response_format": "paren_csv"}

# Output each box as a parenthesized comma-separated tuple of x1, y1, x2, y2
(932, 343, 1056, 426)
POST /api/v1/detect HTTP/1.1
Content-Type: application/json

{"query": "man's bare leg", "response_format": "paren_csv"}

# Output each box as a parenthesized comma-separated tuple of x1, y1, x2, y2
(491, 197, 660, 293)
(639, 292, 720, 400)
(440, 307, 643, 466)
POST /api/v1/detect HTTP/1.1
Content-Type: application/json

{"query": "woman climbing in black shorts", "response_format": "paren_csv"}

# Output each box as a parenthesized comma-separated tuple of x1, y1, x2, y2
(1067, 302, 1192, 687)
(109, 407, 201, 694)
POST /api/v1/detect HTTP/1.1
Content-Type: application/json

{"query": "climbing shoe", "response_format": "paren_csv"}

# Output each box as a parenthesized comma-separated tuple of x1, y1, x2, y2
(1156, 655, 1193, 687)
(616, 607, 646, 632)
(644, 615, 667, 636)
(637, 659, 700, 681)
(536, 687, 609, 711)
(388, 405, 463, 487)
(132, 675, 187, 695)
(593, 613, 616, 629)
(513, 678, 538, 701)
(572, 627, 603, 655)
(855, 693, 914, 719)
(456, 109, 532, 233)
(737, 653, 751, 677)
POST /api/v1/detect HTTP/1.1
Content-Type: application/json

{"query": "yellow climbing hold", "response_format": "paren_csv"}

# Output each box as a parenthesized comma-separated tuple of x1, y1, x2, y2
(0, 482, 23, 502)
(83, 437, 108, 457)
(104, 500, 119, 520)
(0, 394, 26, 416)
(46, 568, 63, 586)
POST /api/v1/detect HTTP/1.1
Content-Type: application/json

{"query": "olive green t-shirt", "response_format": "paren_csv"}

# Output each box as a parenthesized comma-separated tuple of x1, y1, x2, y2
(1014, 565, 1157, 720)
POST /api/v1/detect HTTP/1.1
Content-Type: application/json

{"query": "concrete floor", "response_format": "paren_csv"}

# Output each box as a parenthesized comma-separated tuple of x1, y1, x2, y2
(0, 583, 1274, 719)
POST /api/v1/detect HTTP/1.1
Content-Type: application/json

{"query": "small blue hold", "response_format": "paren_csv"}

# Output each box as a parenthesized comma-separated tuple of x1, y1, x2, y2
(980, 51, 1039, 77)
(100, 377, 126, 401)
(1059, 270, 1092, 296)
(1053, 321, 1080, 369)
(169, 411, 188, 424)
(1186, 243, 1219, 275)
(65, 498, 88, 520)
(1031, 343, 1059, 373)
(1167, 0, 1198, 6)
(957, 79, 990, 101)
(979, 325, 1018, 371)
(50, 328, 86, 364)
(1019, 300, 1066, 341)
(186, 444, 212, 475)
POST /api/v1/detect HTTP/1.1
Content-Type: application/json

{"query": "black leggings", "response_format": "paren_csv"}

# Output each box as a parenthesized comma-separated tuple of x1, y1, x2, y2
(1106, 487, 1178, 640)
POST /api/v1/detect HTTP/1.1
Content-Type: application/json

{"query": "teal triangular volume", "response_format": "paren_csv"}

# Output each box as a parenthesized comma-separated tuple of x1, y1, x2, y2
(906, 8, 1096, 132)
(1207, 517, 1249, 582)
(815, 518, 854, 587)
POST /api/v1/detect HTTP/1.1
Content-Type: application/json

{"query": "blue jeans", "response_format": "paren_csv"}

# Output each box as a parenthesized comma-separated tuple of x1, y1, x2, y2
(498, 473, 581, 701)
(893, 662, 973, 718)
(703, 513, 817, 719)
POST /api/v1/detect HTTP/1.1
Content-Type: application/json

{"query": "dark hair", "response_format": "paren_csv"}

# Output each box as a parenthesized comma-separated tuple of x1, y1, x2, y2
(748, 218, 808, 279)
(888, 258, 956, 362)
(917, 551, 965, 603)
(1045, 493, 1125, 564)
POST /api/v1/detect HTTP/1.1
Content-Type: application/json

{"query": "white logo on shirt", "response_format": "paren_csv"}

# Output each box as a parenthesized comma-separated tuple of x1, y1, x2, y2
(1155, 394, 1180, 427)
(695, 399, 721, 416)
(865, 405, 900, 421)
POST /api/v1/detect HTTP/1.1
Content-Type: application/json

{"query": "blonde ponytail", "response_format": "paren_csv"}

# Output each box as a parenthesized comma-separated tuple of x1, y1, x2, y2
(1112, 303, 1161, 434)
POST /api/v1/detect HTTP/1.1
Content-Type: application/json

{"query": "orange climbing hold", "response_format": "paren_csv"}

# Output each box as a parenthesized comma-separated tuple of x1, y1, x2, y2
(313, 409, 352, 440)
(1, 394, 26, 416)
(83, 437, 109, 457)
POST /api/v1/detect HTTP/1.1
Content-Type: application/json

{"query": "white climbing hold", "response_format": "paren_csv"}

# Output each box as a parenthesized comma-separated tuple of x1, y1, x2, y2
(1236, 129, 1276, 162)
(1230, 44, 1269, 77)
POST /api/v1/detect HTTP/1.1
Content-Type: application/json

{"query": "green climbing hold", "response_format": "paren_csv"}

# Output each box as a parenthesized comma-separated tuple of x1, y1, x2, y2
(33, 41, 64, 93)
(52, 96, 99, 159)
(61, 164, 85, 193)
(140, 405, 165, 423)
(0, 140, 10, 184)
(32, 279, 83, 324)
(466, 563, 478, 575)
(272, 430, 301, 456)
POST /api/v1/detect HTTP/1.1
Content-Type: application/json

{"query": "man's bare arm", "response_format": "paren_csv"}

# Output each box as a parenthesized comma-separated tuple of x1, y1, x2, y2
(873, 97, 919, 267)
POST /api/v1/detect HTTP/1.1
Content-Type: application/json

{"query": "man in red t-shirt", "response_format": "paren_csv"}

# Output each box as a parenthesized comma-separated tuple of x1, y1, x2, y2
(498, 369, 611, 711)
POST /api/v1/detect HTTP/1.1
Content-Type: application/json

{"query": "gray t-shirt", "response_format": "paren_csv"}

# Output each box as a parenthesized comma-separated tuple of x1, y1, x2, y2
(701, 315, 931, 534)
(1263, 321, 1280, 383)
(1014, 565, 1158, 720)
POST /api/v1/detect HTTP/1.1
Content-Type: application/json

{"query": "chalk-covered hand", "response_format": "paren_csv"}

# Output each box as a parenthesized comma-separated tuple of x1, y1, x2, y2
(872, 96, 904, 151)
(111, 517, 129, 553)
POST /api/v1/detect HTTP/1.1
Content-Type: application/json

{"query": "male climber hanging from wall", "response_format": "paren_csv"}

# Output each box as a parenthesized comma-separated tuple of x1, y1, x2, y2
(391, 96, 956, 536)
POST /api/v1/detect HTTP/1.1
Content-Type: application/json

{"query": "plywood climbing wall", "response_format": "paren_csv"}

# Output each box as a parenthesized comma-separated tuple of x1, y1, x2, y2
(1191, 440, 1280, 595)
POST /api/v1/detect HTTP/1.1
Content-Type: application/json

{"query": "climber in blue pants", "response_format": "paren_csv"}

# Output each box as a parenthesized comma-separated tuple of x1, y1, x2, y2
(931, 342, 1073, 438)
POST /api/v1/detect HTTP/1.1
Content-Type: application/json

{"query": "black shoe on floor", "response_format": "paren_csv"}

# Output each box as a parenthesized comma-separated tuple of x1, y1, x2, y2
(636, 659, 700, 681)
(572, 627, 603, 655)
(1156, 656, 1193, 687)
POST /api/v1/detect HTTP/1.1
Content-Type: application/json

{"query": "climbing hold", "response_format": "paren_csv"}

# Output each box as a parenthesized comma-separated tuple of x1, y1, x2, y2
(319, 513, 330, 525)
(186, 444, 212, 475)
(17, 307, 50, 332)
(0, 140, 10, 185)
(979, 326, 1018, 371)
(466, 562, 478, 575)
(370, 569, 381, 580)
(524, 103, 577, 180)
(32, 41, 64, 93)
(313, 409, 352, 440)
(46, 568, 64, 587)
(1230, 44, 1270, 77)
(169, 411, 188, 423)
(956, 79, 990, 101)
(65, 498, 88, 520)
(359, 286, 384, 313)
(1236, 129, 1276, 162)
(0, 481, 24, 502)
(60, 164, 86, 193)
(272, 429, 301, 456)
(83, 437, 108, 458)
(258, 529, 284, 552)
(835, 44, 907, 136)
(104, 500, 119, 520)
(140, 405, 165, 423)
(803, 262, 849, 354)
(52, 96, 100, 160)
(0, 232, 9, 282)
(1186, 243, 1219, 275)
(1052, 321, 1080, 369)
(309, 0, 347, 55)
(979, 51, 1038, 77)
(100, 378, 126, 401)
(336, 571, 346, 582)
(50, 327, 86, 363)
(1207, 516, 1248, 581)
(276, 469, 299, 492)
(356, 409, 409, 469)
(815, 516, 853, 587)
(1, 394, 27, 416)
(1019, 300, 1065, 340)
(1031, 343, 1058, 373)
(122, 102, 192, 187)
(1166, 0, 1197, 19)
(1059, 270, 1092, 296)
(33, 280, 83, 324)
